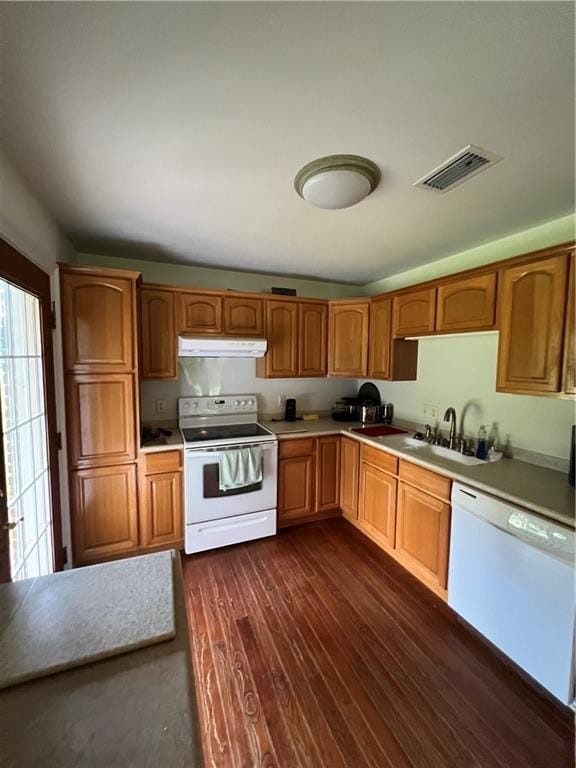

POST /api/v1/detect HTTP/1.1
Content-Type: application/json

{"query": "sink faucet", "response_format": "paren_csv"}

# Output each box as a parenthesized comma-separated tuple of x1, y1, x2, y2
(443, 407, 458, 450)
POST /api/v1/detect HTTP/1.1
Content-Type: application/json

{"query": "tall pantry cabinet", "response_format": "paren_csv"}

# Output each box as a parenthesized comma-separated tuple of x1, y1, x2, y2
(60, 265, 141, 564)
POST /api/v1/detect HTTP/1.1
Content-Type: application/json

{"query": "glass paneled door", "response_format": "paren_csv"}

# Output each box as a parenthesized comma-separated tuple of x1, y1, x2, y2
(0, 280, 53, 579)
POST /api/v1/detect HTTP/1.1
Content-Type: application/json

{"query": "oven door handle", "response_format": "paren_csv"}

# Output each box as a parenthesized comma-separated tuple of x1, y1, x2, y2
(185, 441, 278, 457)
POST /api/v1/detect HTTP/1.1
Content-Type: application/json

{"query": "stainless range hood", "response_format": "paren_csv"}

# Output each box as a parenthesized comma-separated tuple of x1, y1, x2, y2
(178, 336, 267, 358)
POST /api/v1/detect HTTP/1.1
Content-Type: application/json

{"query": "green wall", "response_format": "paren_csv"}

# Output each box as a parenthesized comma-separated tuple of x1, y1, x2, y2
(76, 253, 361, 299)
(362, 214, 575, 295)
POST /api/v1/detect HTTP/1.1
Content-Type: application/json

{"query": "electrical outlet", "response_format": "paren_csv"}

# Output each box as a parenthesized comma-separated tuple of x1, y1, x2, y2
(155, 399, 167, 415)
(422, 404, 438, 421)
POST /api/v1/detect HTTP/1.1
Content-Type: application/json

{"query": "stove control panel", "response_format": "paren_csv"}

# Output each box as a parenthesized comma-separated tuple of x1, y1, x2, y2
(178, 395, 258, 417)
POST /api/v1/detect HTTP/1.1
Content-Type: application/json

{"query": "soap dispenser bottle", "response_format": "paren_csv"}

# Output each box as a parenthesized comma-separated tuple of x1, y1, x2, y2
(476, 425, 488, 460)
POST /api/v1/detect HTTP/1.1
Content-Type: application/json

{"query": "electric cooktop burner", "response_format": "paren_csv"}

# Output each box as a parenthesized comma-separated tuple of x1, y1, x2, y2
(182, 423, 273, 443)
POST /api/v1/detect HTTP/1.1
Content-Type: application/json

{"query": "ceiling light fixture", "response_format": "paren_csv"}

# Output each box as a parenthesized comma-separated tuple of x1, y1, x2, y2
(294, 154, 381, 210)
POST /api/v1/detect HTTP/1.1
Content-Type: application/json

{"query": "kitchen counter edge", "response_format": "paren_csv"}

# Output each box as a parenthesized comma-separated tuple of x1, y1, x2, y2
(266, 419, 574, 528)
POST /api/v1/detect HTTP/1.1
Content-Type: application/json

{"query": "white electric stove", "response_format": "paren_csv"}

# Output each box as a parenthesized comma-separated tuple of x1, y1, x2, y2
(179, 396, 278, 554)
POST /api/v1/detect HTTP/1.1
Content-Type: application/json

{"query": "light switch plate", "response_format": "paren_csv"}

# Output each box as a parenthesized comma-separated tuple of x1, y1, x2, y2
(423, 404, 438, 421)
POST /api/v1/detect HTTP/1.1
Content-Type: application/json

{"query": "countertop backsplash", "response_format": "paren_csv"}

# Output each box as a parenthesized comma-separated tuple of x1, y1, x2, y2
(140, 357, 357, 422)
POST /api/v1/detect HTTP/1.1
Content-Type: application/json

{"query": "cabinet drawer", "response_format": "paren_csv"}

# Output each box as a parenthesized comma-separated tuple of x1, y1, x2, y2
(278, 437, 316, 458)
(399, 459, 451, 501)
(361, 444, 398, 476)
(144, 450, 183, 475)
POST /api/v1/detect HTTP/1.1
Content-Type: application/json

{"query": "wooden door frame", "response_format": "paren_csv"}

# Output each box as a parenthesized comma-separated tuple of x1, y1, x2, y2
(0, 238, 64, 580)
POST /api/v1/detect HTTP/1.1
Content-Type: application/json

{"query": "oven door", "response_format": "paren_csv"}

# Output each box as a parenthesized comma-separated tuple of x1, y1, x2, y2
(184, 441, 278, 523)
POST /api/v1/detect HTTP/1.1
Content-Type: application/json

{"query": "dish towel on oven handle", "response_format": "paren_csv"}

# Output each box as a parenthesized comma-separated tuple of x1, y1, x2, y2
(218, 445, 263, 491)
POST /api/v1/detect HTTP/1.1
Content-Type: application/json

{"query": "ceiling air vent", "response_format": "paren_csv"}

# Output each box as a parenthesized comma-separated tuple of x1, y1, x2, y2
(413, 145, 502, 193)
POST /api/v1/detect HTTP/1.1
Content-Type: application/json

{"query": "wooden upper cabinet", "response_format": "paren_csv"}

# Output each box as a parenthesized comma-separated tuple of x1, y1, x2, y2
(180, 293, 222, 334)
(358, 462, 397, 550)
(393, 287, 436, 337)
(140, 288, 177, 379)
(71, 464, 139, 564)
(67, 374, 136, 469)
(328, 302, 369, 377)
(258, 301, 299, 378)
(340, 436, 360, 521)
(61, 272, 136, 373)
(316, 436, 340, 513)
(563, 254, 575, 394)
(278, 454, 315, 522)
(497, 254, 568, 394)
(299, 303, 327, 377)
(368, 298, 392, 379)
(223, 296, 264, 337)
(396, 481, 451, 591)
(436, 273, 497, 333)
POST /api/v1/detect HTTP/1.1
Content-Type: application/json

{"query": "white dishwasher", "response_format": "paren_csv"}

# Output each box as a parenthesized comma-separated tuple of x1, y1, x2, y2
(448, 483, 575, 706)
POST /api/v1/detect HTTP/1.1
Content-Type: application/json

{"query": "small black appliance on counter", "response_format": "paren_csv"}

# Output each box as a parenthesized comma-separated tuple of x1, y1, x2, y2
(331, 383, 393, 425)
(331, 396, 360, 422)
(284, 398, 297, 422)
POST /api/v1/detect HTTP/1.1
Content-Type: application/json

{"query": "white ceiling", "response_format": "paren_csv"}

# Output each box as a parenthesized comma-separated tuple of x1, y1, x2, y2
(0, 2, 574, 284)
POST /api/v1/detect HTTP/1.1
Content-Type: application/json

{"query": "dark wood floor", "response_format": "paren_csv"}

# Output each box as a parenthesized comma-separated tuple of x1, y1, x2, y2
(182, 520, 574, 768)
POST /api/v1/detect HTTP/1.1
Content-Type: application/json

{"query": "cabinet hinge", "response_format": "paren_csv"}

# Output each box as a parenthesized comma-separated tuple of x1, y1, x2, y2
(56, 432, 63, 451)
(50, 301, 57, 330)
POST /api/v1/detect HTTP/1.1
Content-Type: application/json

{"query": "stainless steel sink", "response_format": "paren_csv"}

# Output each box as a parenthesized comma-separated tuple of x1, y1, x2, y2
(376, 435, 426, 449)
(406, 444, 485, 466)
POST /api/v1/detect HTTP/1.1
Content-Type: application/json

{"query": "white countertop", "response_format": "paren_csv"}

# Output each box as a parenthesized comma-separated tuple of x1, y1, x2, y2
(140, 430, 183, 453)
(265, 418, 575, 528)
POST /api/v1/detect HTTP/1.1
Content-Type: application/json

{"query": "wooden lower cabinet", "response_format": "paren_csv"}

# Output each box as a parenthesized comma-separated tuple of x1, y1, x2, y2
(358, 462, 397, 549)
(339, 436, 360, 521)
(141, 471, 183, 548)
(316, 436, 340, 512)
(71, 463, 139, 564)
(395, 481, 451, 592)
(278, 436, 341, 526)
(278, 454, 316, 523)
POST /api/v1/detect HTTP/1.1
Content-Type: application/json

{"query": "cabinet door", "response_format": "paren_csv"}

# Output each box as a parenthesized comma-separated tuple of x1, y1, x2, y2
(71, 464, 139, 564)
(358, 463, 397, 549)
(563, 255, 575, 394)
(67, 374, 136, 468)
(260, 301, 299, 378)
(223, 297, 264, 337)
(179, 293, 222, 334)
(61, 273, 135, 372)
(393, 287, 436, 337)
(436, 273, 496, 333)
(368, 298, 391, 379)
(299, 303, 327, 377)
(339, 437, 360, 521)
(278, 455, 315, 522)
(316, 436, 340, 512)
(328, 303, 369, 377)
(396, 482, 451, 590)
(142, 471, 183, 548)
(140, 288, 177, 379)
(497, 255, 568, 394)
